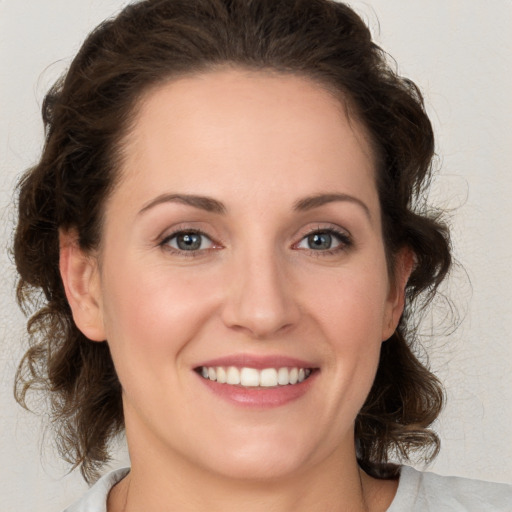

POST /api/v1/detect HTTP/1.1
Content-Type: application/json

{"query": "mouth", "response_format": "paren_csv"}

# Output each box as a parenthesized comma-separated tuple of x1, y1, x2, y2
(196, 366, 314, 388)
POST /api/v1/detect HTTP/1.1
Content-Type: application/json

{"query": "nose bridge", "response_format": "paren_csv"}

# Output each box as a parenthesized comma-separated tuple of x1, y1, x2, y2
(222, 238, 298, 338)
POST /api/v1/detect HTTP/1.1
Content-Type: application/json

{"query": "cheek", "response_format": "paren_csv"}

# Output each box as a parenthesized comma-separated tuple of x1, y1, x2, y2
(99, 257, 222, 371)
(304, 260, 390, 389)
(305, 263, 390, 343)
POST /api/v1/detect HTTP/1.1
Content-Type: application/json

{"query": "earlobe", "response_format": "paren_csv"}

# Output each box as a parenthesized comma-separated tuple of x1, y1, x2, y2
(382, 247, 415, 341)
(59, 229, 106, 342)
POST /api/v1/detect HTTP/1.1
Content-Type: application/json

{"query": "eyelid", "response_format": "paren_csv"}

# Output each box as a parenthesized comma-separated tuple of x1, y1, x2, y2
(158, 225, 223, 256)
(163, 231, 213, 249)
(155, 222, 352, 256)
(292, 224, 353, 253)
(156, 221, 220, 244)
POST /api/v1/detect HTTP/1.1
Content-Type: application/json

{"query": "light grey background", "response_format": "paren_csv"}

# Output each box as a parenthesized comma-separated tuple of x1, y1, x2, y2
(1, 1, 511, 510)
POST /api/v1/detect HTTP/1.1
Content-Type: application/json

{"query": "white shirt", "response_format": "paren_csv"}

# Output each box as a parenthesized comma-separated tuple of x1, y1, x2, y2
(63, 466, 512, 511)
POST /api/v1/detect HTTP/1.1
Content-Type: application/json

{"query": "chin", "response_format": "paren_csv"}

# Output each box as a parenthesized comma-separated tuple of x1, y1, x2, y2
(193, 426, 326, 482)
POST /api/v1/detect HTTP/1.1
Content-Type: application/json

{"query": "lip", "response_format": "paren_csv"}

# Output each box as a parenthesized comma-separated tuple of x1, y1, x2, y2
(194, 354, 319, 408)
(195, 354, 316, 370)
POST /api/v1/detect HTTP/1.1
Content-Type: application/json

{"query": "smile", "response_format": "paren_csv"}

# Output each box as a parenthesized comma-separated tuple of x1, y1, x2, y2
(198, 366, 313, 387)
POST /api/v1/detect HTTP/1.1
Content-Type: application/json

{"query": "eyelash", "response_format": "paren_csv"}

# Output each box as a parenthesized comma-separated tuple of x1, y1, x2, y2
(295, 226, 353, 256)
(158, 226, 352, 257)
(159, 228, 218, 258)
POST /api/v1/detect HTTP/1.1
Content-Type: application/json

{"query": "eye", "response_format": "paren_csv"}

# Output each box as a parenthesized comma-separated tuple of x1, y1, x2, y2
(162, 230, 215, 252)
(296, 229, 351, 252)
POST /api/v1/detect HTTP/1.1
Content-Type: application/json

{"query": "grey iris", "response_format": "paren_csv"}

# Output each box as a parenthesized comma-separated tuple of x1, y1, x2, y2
(308, 232, 332, 250)
(177, 233, 202, 250)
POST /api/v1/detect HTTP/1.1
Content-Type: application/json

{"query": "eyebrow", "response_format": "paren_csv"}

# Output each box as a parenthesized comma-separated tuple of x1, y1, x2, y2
(138, 192, 370, 219)
(293, 193, 371, 219)
(138, 193, 227, 215)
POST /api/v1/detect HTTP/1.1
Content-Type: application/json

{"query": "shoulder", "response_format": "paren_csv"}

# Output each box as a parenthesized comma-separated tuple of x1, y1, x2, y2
(388, 466, 512, 512)
(62, 468, 130, 512)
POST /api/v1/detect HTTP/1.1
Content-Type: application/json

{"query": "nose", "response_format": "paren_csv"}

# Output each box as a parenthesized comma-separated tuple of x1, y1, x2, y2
(220, 247, 300, 339)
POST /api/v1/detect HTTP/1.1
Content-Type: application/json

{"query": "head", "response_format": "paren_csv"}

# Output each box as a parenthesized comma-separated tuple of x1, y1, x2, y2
(14, 0, 450, 482)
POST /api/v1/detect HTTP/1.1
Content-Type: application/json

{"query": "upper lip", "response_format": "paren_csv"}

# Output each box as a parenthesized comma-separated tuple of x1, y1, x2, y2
(195, 354, 317, 370)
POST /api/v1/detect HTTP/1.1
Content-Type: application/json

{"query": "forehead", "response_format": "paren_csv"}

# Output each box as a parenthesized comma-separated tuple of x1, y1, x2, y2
(113, 68, 378, 216)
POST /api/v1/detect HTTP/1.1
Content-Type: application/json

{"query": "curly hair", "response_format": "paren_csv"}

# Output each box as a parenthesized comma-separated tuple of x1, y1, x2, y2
(14, 0, 451, 483)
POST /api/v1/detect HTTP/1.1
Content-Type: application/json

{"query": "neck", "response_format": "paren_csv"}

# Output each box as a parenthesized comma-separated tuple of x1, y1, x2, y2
(109, 412, 398, 512)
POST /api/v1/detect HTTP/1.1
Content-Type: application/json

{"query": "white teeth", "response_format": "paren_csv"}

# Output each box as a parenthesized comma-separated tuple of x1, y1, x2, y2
(260, 368, 278, 387)
(199, 365, 312, 387)
(277, 367, 290, 385)
(240, 367, 260, 386)
(226, 366, 240, 385)
(216, 366, 227, 384)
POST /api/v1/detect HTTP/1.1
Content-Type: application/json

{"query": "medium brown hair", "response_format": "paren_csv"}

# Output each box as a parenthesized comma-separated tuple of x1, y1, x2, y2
(14, 0, 451, 482)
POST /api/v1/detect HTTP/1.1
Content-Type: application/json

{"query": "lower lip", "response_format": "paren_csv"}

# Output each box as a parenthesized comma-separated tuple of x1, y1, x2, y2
(197, 372, 317, 408)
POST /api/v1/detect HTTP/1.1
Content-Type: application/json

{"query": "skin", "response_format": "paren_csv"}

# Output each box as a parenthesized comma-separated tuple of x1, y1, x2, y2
(60, 69, 412, 511)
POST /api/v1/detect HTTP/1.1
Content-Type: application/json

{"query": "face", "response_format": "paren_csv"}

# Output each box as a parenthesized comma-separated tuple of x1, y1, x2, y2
(64, 69, 409, 481)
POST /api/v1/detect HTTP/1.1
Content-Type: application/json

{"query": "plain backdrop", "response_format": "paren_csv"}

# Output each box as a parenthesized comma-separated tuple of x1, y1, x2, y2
(1, 1, 511, 510)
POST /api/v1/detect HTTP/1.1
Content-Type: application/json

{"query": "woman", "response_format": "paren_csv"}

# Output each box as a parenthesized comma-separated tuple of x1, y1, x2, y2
(13, 0, 512, 510)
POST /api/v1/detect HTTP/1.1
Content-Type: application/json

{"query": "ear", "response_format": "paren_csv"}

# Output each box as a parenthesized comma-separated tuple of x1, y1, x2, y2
(59, 229, 106, 342)
(381, 247, 415, 341)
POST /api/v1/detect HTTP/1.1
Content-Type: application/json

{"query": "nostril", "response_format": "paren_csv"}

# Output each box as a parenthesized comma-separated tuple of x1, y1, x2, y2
(227, 321, 295, 340)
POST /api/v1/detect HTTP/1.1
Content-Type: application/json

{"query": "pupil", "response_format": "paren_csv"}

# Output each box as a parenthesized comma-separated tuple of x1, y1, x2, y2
(309, 232, 331, 250)
(177, 233, 201, 250)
